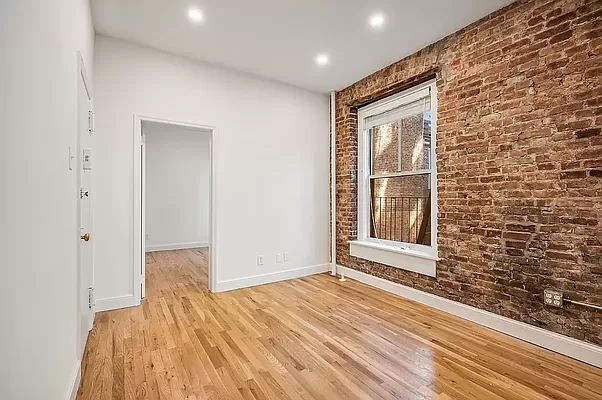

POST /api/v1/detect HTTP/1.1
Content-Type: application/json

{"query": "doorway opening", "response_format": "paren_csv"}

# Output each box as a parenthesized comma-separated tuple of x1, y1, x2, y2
(133, 116, 217, 303)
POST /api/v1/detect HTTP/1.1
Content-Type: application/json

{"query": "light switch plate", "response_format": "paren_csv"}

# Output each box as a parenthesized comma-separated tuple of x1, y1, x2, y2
(83, 148, 92, 170)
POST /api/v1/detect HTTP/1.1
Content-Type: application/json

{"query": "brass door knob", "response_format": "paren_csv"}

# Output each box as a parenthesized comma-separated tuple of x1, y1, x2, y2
(81, 233, 90, 242)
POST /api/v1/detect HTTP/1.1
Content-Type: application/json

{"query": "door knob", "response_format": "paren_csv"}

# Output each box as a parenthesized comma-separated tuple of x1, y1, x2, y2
(81, 233, 90, 242)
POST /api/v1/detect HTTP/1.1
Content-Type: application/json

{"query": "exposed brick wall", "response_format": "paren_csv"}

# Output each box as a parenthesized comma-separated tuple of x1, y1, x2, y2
(334, 0, 602, 345)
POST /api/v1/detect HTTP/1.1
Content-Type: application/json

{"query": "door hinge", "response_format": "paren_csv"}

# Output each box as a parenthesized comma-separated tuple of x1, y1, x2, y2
(88, 287, 95, 309)
(88, 110, 95, 133)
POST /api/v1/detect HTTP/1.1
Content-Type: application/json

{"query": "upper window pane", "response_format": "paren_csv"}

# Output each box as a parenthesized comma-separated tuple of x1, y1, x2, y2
(370, 121, 399, 175)
(369, 97, 431, 175)
(400, 109, 431, 172)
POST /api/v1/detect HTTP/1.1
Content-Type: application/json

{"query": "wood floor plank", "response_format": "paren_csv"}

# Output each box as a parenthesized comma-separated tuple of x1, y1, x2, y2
(77, 249, 602, 400)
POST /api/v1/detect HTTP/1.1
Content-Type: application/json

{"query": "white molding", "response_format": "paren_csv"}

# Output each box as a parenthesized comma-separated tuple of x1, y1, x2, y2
(337, 265, 602, 369)
(349, 240, 437, 277)
(66, 361, 81, 400)
(350, 239, 438, 261)
(95, 295, 136, 312)
(133, 116, 143, 305)
(146, 242, 208, 252)
(215, 264, 329, 292)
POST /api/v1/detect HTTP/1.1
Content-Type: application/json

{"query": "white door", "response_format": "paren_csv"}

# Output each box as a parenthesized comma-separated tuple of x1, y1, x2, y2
(77, 62, 95, 359)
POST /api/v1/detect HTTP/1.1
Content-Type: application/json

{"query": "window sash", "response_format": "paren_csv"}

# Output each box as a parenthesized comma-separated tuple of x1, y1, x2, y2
(357, 79, 437, 256)
(367, 173, 432, 245)
(361, 86, 430, 123)
(364, 95, 431, 130)
(368, 98, 432, 176)
(369, 169, 432, 180)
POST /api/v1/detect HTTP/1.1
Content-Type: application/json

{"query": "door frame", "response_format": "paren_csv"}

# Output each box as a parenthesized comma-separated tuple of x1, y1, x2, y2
(133, 115, 218, 302)
(76, 51, 94, 358)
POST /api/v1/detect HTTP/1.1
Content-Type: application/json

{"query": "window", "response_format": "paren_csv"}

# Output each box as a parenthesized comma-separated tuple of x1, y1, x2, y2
(350, 80, 438, 276)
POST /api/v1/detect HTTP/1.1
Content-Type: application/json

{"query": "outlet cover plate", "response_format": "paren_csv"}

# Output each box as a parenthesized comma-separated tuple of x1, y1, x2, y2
(544, 289, 563, 308)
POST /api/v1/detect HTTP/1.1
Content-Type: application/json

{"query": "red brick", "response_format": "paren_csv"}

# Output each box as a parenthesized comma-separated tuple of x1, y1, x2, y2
(560, 170, 587, 179)
(548, 11, 577, 27)
(590, 169, 602, 177)
(549, 30, 574, 44)
(575, 128, 601, 138)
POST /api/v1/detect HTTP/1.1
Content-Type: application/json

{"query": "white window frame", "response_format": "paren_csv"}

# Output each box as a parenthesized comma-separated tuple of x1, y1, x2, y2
(349, 79, 439, 277)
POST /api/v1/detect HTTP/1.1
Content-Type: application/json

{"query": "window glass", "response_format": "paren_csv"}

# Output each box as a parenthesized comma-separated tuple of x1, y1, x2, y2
(369, 101, 431, 175)
(399, 111, 431, 172)
(370, 122, 399, 175)
(369, 174, 431, 246)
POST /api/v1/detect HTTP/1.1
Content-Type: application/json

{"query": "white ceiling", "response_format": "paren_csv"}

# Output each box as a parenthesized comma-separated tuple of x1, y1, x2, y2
(92, 0, 514, 93)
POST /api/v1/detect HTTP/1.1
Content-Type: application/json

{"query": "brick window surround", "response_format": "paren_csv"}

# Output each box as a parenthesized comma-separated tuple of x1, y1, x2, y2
(334, 0, 602, 345)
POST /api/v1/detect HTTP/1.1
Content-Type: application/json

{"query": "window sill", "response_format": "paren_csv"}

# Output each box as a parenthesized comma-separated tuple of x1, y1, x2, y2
(348, 240, 438, 277)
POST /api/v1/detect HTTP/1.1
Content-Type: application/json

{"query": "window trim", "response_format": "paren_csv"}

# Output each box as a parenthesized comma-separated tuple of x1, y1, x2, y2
(351, 80, 438, 276)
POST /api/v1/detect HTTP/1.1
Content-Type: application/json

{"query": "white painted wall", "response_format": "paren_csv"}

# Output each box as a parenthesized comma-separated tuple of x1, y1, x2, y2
(94, 36, 330, 302)
(144, 122, 211, 251)
(0, 1, 95, 399)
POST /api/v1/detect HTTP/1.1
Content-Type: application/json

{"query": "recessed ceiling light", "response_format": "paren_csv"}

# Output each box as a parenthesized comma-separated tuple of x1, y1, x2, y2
(315, 54, 329, 67)
(369, 13, 385, 29)
(188, 7, 204, 23)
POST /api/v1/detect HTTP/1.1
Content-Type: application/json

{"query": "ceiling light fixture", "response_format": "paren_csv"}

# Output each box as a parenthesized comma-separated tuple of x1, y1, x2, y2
(188, 7, 204, 23)
(315, 54, 329, 67)
(369, 13, 385, 29)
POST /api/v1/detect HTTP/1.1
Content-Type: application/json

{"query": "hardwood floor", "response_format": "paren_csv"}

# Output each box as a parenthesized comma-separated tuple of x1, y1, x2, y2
(77, 249, 602, 400)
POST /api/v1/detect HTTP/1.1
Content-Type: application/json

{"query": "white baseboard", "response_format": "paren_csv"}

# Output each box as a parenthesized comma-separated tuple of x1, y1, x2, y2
(66, 361, 81, 400)
(215, 264, 329, 292)
(146, 241, 208, 252)
(95, 294, 137, 312)
(337, 265, 602, 369)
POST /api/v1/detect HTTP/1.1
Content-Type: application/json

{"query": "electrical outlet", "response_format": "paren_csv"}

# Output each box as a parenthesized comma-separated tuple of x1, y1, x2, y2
(145, 234, 149, 241)
(257, 255, 264, 266)
(544, 289, 563, 308)
(276, 253, 283, 263)
(283, 252, 289, 262)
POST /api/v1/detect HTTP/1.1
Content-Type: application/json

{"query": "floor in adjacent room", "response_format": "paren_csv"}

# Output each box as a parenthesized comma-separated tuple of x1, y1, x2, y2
(76, 249, 602, 400)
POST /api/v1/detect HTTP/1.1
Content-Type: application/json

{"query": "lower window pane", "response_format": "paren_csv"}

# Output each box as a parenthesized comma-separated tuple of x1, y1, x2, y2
(370, 174, 431, 246)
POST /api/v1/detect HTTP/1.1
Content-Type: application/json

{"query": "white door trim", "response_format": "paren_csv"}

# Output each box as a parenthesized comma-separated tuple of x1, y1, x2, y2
(140, 131, 146, 299)
(133, 115, 218, 302)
